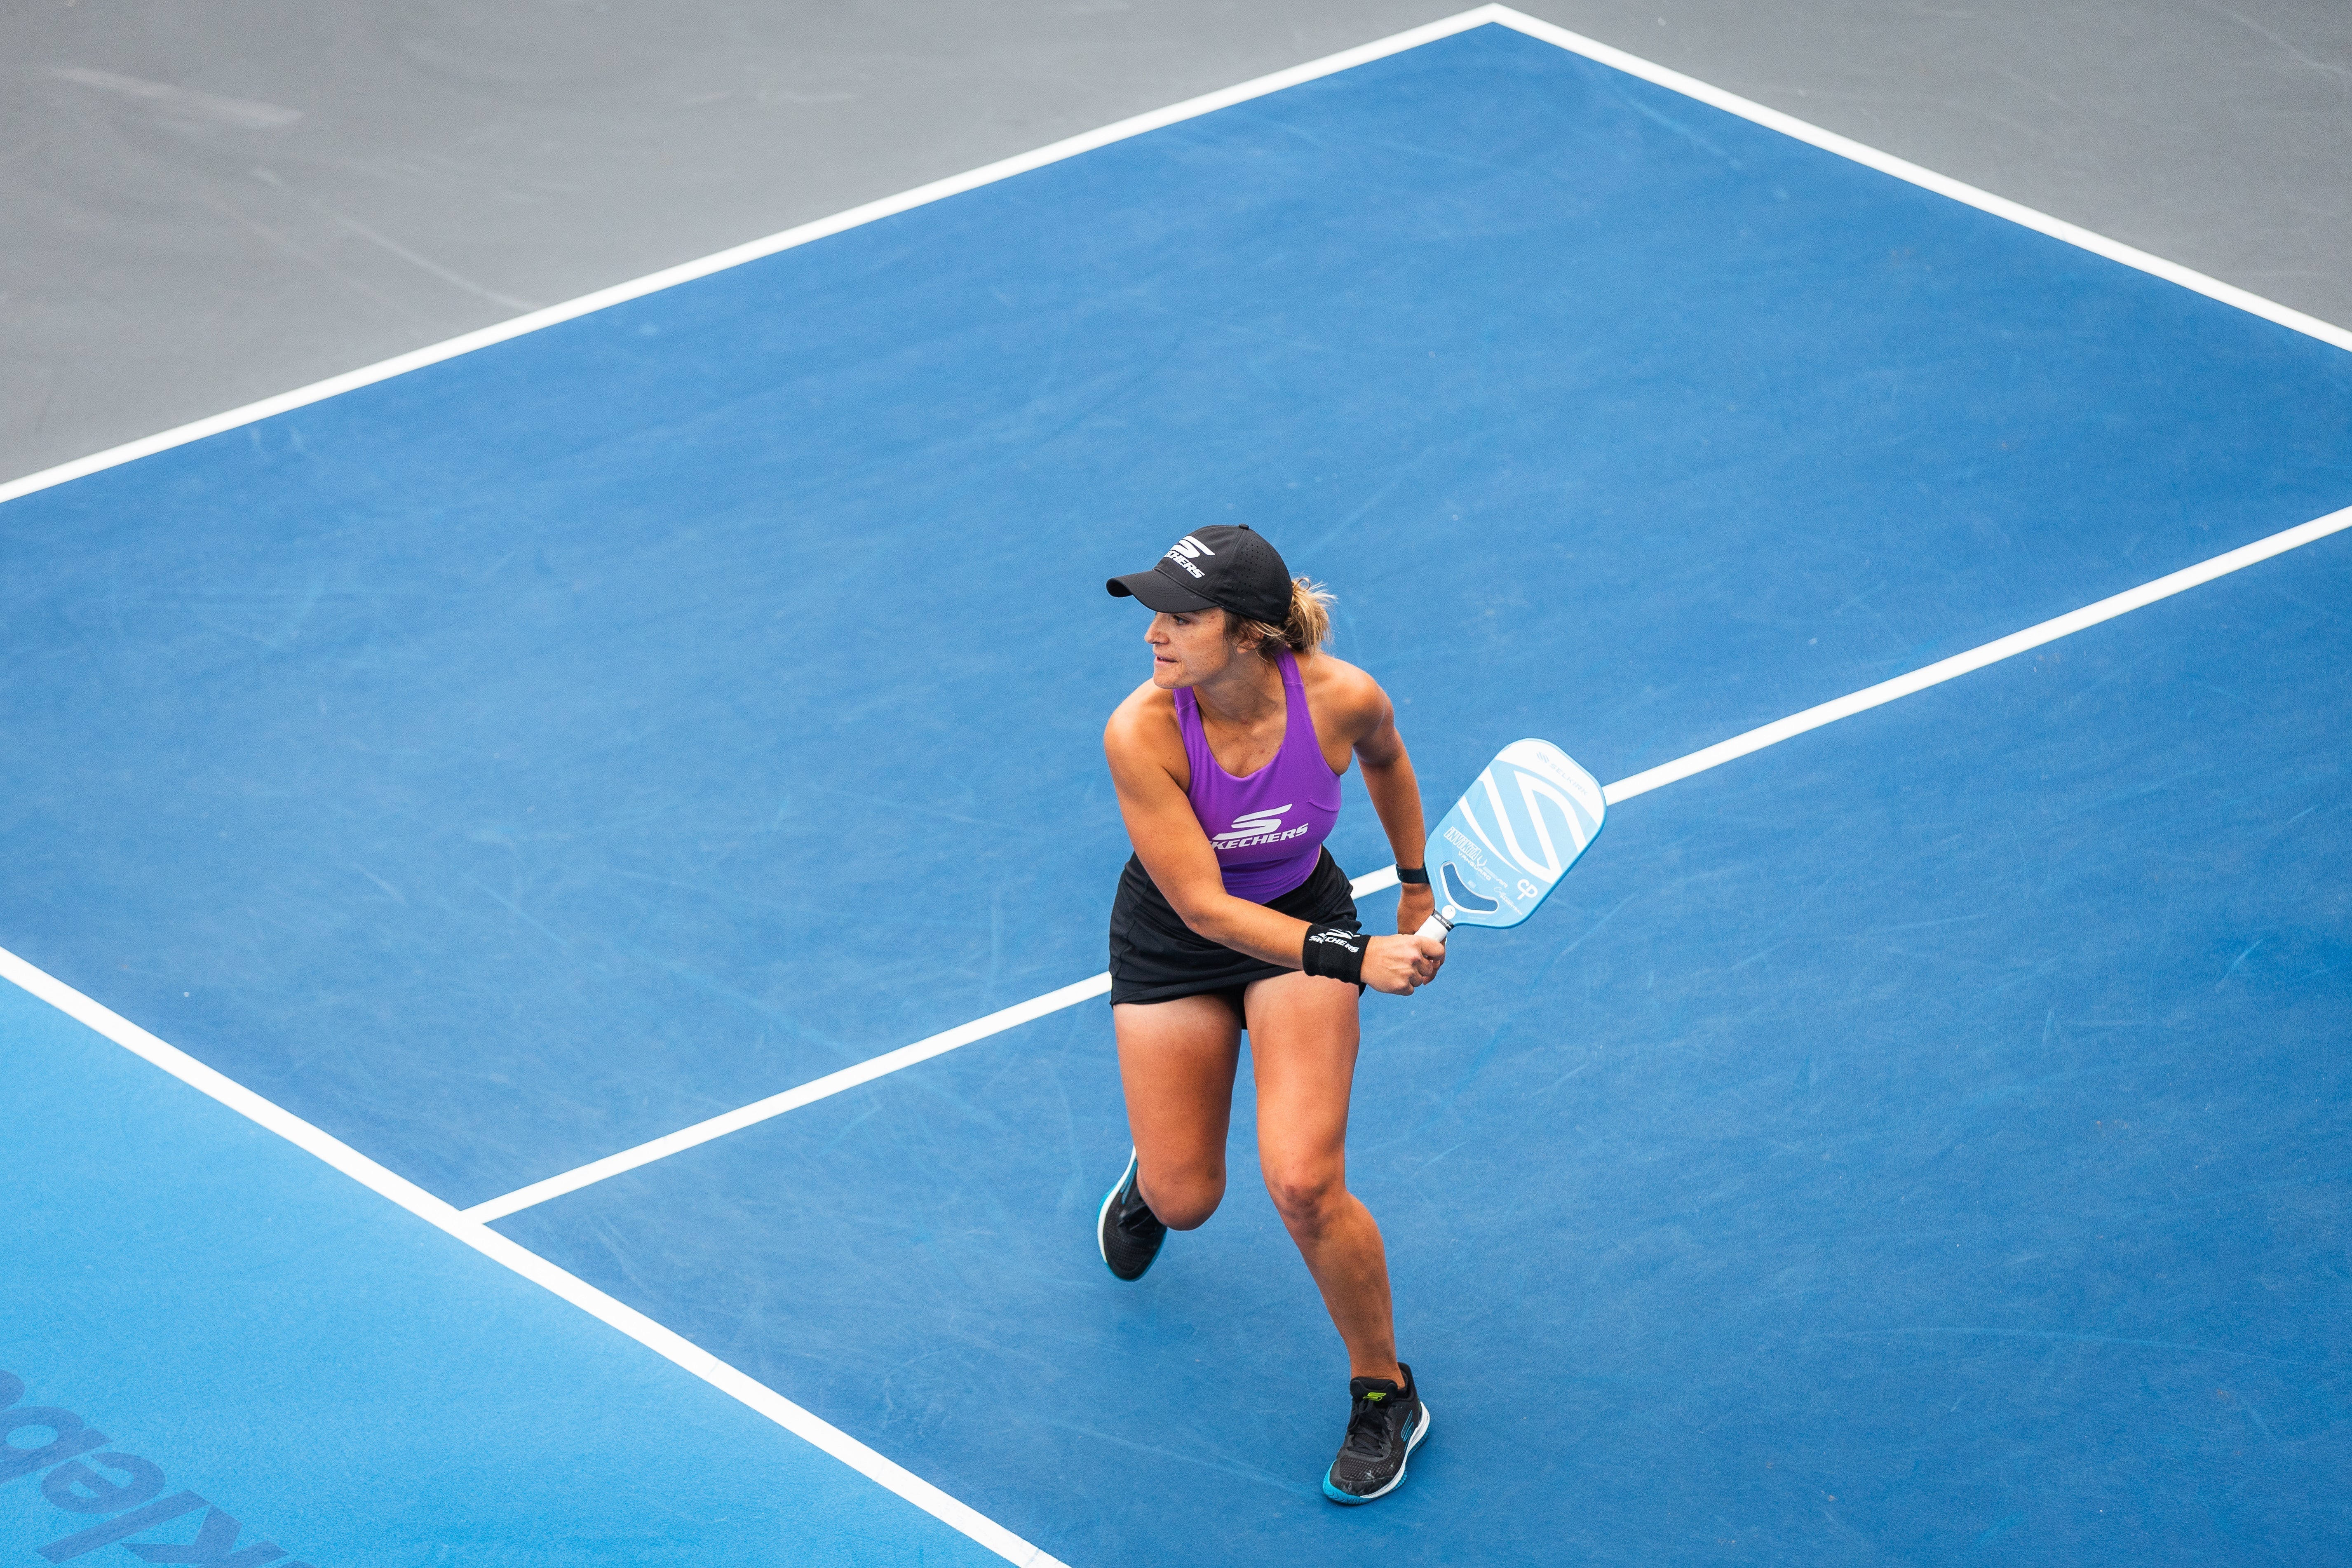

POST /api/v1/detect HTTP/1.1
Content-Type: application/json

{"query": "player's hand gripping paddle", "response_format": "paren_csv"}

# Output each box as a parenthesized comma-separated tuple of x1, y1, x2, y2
(1416, 739, 1606, 944)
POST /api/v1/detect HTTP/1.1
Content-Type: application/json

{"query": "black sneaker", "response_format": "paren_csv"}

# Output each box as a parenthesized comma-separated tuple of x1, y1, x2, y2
(1322, 1363, 1431, 1504)
(1096, 1148, 1167, 1282)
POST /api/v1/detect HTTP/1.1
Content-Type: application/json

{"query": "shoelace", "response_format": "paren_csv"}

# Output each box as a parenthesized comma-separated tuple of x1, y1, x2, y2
(1115, 1188, 1162, 1236)
(1342, 1394, 1401, 1458)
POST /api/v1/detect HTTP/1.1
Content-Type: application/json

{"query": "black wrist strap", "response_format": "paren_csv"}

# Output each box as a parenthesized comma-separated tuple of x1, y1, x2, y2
(1301, 924, 1368, 985)
(1395, 864, 1430, 885)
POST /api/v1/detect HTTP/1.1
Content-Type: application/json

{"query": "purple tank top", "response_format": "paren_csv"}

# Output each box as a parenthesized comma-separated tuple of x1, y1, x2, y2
(1175, 648, 1343, 902)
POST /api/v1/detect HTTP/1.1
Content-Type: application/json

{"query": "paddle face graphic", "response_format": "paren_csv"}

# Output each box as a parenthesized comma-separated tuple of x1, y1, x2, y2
(1426, 739, 1606, 931)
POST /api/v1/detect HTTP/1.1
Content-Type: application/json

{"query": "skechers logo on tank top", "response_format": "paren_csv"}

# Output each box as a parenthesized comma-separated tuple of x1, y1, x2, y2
(1213, 806, 1305, 850)
(1176, 647, 1343, 902)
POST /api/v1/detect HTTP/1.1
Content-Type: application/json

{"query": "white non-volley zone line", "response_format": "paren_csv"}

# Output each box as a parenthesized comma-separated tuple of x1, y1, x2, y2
(467, 973, 1114, 1222)
(0, 943, 1070, 1568)
(2, 7, 2343, 510)
(462, 504, 2352, 1224)
(1601, 505, 2352, 804)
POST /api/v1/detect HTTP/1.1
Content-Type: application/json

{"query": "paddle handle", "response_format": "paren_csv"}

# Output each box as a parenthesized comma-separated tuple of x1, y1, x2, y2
(1414, 911, 1454, 945)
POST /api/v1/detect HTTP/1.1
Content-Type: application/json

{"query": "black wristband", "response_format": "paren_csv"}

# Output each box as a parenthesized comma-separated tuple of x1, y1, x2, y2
(1395, 864, 1430, 885)
(1300, 924, 1368, 985)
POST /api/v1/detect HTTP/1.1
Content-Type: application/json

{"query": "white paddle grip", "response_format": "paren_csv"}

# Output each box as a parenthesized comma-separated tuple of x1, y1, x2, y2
(1415, 912, 1453, 945)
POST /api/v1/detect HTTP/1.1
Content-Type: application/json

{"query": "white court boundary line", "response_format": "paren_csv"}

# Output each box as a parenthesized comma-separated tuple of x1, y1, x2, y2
(463, 504, 2352, 1223)
(1481, 8, 2352, 355)
(1, 4, 2344, 508)
(4, 7, 2348, 1551)
(0, 9, 1491, 507)
(0, 943, 1069, 1568)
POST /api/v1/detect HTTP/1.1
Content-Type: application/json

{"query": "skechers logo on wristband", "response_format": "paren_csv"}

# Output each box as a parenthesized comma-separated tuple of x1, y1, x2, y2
(1, 1366, 318, 1568)
(1302, 925, 1366, 984)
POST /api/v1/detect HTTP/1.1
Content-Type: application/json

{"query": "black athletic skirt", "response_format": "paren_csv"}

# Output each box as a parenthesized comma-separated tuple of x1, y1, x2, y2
(1107, 847, 1361, 1013)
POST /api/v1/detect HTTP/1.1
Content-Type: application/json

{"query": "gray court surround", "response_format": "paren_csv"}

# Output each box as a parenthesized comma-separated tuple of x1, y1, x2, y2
(3, 0, 2347, 486)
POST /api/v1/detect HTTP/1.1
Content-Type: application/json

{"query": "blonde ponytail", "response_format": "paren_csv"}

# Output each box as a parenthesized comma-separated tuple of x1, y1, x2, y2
(1232, 577, 1335, 664)
(1281, 576, 1334, 656)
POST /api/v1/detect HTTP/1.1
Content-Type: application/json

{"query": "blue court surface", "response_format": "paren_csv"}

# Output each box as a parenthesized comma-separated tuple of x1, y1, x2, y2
(5, 14, 2349, 1566)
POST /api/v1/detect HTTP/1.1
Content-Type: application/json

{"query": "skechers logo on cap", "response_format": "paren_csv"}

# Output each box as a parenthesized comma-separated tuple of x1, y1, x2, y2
(1163, 533, 1216, 578)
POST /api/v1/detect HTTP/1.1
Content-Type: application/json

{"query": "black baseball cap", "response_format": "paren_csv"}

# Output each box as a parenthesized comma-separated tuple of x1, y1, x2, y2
(1106, 524, 1293, 624)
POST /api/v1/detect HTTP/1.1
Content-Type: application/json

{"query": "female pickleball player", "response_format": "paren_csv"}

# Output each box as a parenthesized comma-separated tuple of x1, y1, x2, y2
(1097, 523, 1446, 1504)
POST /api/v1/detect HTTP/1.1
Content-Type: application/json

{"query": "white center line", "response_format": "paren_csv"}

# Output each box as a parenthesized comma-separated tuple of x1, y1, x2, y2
(460, 503, 2352, 1224)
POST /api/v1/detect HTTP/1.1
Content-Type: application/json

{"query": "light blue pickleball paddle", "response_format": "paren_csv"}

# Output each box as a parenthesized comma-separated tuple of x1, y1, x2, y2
(1416, 738, 1607, 943)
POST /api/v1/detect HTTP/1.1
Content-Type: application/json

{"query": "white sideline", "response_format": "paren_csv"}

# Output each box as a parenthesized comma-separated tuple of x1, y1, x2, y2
(1477, 8, 2352, 356)
(2, 6, 2344, 509)
(0, 942, 1070, 1568)
(465, 503, 2352, 1222)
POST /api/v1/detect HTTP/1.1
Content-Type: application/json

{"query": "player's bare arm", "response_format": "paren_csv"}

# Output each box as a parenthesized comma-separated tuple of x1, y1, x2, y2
(1299, 653, 1439, 939)
(1104, 680, 1441, 995)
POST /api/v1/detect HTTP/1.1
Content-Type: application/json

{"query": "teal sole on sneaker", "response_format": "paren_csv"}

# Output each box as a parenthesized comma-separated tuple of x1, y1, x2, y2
(1322, 1403, 1432, 1505)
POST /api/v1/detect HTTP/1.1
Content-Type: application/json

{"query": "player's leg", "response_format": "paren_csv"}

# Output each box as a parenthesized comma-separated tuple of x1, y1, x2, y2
(1113, 993, 1242, 1225)
(1243, 971, 1395, 1373)
(1101, 993, 1243, 1281)
(1245, 969, 1430, 1503)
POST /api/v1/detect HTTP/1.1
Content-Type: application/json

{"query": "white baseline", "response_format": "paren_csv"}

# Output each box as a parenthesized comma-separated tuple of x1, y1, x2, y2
(1, 6, 2343, 509)
(465, 503, 2352, 1224)
(0, 10, 1487, 507)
